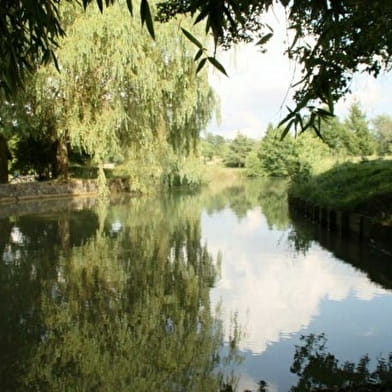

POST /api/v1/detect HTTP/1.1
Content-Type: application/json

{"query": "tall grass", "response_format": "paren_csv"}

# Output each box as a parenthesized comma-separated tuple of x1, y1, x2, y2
(289, 159, 392, 222)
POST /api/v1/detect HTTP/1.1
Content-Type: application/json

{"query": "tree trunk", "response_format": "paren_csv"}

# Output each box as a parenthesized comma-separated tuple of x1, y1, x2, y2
(52, 137, 69, 179)
(0, 134, 9, 184)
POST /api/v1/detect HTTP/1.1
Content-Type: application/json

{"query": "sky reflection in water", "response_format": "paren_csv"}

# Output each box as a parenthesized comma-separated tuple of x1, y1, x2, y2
(203, 203, 392, 391)
(1, 179, 392, 392)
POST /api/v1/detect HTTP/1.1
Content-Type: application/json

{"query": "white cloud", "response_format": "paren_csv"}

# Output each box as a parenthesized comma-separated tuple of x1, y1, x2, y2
(207, 7, 392, 138)
(208, 7, 296, 139)
(204, 208, 387, 354)
(336, 74, 391, 119)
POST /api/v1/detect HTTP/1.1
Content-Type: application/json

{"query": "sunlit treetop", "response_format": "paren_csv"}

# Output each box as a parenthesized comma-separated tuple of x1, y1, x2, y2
(2, 0, 392, 133)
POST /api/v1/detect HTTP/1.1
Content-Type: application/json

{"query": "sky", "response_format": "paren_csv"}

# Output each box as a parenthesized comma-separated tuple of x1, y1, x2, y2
(207, 8, 392, 140)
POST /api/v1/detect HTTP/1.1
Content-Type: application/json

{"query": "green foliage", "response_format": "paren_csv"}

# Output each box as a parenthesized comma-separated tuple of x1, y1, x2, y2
(244, 150, 264, 177)
(244, 105, 380, 184)
(3, 0, 392, 140)
(289, 159, 392, 221)
(200, 133, 228, 162)
(162, 153, 206, 187)
(372, 114, 392, 155)
(224, 133, 254, 168)
(4, 2, 215, 187)
(319, 116, 359, 156)
(245, 125, 326, 179)
(255, 126, 298, 177)
(0, 0, 65, 95)
(54, 2, 214, 160)
(344, 102, 376, 156)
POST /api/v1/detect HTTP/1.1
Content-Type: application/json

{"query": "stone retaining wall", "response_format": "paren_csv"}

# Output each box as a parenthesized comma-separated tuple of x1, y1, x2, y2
(288, 195, 392, 255)
(0, 178, 131, 205)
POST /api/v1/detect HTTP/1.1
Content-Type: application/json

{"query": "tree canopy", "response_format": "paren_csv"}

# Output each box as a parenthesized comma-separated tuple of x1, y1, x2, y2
(0, 2, 215, 184)
(2, 0, 392, 133)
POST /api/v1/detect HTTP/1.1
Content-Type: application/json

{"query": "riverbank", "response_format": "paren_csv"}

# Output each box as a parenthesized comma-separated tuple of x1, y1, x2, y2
(0, 177, 132, 205)
(288, 159, 392, 254)
(289, 159, 392, 225)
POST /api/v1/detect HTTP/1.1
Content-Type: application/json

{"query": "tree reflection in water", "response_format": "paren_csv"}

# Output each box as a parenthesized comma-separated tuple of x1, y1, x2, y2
(202, 177, 290, 231)
(0, 196, 242, 391)
(289, 334, 392, 392)
(3, 179, 390, 392)
(245, 333, 392, 392)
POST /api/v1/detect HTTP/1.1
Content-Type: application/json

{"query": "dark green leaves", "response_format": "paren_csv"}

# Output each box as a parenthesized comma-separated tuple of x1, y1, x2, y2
(196, 58, 207, 74)
(181, 28, 227, 76)
(278, 105, 334, 140)
(194, 48, 204, 61)
(140, 0, 155, 39)
(126, 0, 133, 15)
(97, 0, 104, 13)
(256, 33, 273, 46)
(207, 57, 228, 76)
(181, 28, 203, 49)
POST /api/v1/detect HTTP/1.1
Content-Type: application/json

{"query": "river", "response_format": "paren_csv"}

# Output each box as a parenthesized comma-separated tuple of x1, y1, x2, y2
(0, 178, 391, 391)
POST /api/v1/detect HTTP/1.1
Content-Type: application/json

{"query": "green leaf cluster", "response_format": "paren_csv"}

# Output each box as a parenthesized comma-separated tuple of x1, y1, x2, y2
(223, 133, 255, 168)
(2, 2, 216, 186)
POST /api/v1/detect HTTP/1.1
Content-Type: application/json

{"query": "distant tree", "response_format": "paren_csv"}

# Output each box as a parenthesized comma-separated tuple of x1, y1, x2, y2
(201, 133, 227, 162)
(245, 150, 264, 177)
(372, 115, 392, 155)
(344, 103, 376, 156)
(224, 133, 254, 168)
(256, 125, 297, 177)
(320, 116, 358, 156)
(245, 124, 328, 179)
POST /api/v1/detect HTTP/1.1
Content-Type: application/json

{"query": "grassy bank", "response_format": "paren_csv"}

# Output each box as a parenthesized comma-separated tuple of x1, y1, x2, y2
(289, 159, 392, 224)
(203, 164, 245, 184)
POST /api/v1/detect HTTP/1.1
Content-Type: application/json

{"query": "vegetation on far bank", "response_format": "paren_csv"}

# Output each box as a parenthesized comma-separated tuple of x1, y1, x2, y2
(201, 102, 392, 223)
(289, 159, 392, 224)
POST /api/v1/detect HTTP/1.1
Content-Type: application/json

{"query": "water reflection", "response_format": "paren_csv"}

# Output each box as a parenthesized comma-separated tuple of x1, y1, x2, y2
(288, 211, 392, 289)
(1, 179, 392, 392)
(202, 178, 290, 231)
(0, 195, 240, 391)
(238, 333, 392, 392)
(289, 333, 392, 392)
(206, 210, 388, 354)
(199, 178, 392, 391)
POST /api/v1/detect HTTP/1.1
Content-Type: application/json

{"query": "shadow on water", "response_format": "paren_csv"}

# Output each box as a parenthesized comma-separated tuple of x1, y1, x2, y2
(288, 209, 392, 290)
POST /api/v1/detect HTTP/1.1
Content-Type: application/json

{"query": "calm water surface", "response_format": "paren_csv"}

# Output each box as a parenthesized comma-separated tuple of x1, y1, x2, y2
(1, 179, 391, 391)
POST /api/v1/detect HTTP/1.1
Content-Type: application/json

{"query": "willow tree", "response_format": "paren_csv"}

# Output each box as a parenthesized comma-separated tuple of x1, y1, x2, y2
(23, 2, 214, 181)
(3, 0, 392, 139)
